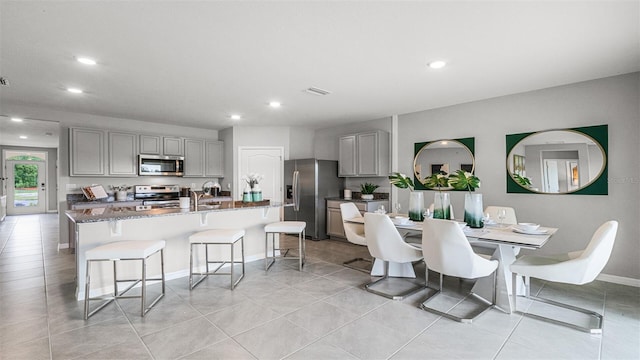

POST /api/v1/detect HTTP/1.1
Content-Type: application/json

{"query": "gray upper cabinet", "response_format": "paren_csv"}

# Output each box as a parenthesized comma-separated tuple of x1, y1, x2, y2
(109, 132, 138, 176)
(183, 139, 205, 177)
(205, 140, 224, 177)
(163, 137, 183, 156)
(139, 134, 184, 156)
(338, 135, 357, 176)
(338, 130, 389, 177)
(139, 135, 161, 154)
(70, 128, 107, 176)
(184, 139, 225, 178)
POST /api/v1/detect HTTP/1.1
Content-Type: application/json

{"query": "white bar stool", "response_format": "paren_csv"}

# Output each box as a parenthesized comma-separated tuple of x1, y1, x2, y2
(189, 229, 245, 290)
(84, 240, 166, 320)
(264, 221, 306, 271)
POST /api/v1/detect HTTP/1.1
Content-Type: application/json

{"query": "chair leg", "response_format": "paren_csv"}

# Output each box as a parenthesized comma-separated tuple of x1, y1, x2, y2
(512, 273, 603, 333)
(365, 260, 426, 300)
(420, 271, 495, 323)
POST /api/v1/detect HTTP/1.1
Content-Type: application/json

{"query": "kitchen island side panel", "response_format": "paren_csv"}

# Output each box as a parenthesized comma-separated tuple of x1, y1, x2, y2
(74, 207, 280, 300)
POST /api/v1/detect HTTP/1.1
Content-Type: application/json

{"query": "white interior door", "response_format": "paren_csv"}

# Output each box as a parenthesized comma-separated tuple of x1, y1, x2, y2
(543, 159, 559, 193)
(238, 147, 283, 202)
(6, 160, 46, 215)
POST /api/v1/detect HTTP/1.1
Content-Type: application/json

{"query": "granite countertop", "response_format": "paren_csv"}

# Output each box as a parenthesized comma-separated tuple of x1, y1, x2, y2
(66, 201, 287, 224)
(325, 197, 389, 203)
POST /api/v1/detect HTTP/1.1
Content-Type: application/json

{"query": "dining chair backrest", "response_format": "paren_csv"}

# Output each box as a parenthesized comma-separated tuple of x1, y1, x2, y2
(428, 203, 455, 219)
(577, 220, 618, 283)
(340, 203, 366, 246)
(421, 218, 484, 278)
(364, 213, 422, 263)
(484, 206, 517, 224)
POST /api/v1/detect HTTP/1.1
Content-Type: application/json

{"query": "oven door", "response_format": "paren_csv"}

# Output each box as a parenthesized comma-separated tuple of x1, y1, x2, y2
(139, 155, 184, 176)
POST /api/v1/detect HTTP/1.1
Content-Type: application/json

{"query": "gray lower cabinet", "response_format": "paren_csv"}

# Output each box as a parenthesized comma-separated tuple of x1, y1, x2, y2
(109, 132, 138, 176)
(70, 128, 107, 176)
(326, 199, 389, 239)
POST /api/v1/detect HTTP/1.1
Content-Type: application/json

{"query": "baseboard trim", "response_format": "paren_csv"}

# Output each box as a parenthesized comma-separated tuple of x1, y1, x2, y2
(597, 273, 640, 287)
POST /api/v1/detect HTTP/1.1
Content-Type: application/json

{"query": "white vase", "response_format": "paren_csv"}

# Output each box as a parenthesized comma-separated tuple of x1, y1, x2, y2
(433, 192, 450, 219)
(252, 184, 263, 202)
(464, 193, 484, 228)
(116, 191, 127, 201)
(408, 192, 424, 221)
(361, 194, 374, 200)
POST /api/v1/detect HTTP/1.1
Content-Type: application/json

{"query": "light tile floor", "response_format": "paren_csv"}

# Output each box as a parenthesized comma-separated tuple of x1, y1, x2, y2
(1, 214, 639, 359)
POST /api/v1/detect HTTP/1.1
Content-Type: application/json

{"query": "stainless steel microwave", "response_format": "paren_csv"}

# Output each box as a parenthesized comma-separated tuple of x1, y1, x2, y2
(138, 155, 184, 176)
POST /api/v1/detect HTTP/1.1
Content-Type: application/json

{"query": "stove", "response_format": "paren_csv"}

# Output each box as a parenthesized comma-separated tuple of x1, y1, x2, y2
(134, 185, 181, 206)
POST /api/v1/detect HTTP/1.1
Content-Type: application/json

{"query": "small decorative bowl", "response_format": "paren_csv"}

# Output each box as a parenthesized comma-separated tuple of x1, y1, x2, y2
(517, 223, 540, 232)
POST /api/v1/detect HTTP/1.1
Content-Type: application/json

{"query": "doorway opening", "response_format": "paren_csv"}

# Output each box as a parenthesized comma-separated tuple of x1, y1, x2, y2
(3, 150, 48, 215)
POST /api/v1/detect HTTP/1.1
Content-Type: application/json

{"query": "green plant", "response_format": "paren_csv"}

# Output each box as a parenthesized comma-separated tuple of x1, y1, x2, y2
(449, 170, 481, 192)
(423, 173, 450, 190)
(388, 172, 414, 191)
(360, 182, 379, 194)
(513, 173, 532, 187)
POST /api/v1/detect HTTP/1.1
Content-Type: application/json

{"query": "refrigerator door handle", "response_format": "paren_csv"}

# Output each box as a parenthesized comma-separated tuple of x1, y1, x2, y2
(293, 170, 300, 211)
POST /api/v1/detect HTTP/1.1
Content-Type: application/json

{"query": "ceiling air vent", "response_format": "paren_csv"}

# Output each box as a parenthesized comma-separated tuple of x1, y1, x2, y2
(304, 87, 331, 96)
(0, 77, 9, 87)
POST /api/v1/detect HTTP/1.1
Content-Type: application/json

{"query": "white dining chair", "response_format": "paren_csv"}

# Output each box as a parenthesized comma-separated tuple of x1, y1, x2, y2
(420, 218, 499, 323)
(340, 202, 371, 272)
(510, 220, 618, 333)
(363, 213, 425, 300)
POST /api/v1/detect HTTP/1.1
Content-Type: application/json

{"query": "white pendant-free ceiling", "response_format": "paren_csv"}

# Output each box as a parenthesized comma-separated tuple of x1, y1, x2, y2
(0, 1, 638, 131)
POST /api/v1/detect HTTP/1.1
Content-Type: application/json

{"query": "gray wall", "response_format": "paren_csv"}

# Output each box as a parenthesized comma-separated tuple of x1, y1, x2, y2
(394, 73, 638, 280)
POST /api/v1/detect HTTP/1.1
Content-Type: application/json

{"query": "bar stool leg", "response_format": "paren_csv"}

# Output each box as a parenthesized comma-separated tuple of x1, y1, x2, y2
(298, 231, 303, 271)
(84, 260, 92, 319)
(189, 243, 194, 289)
(161, 249, 166, 295)
(113, 260, 118, 296)
(141, 258, 147, 316)
(241, 236, 245, 276)
(230, 242, 235, 290)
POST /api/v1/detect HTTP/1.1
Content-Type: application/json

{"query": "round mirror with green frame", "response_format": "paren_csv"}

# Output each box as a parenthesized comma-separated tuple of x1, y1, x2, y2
(413, 137, 475, 191)
(506, 124, 608, 195)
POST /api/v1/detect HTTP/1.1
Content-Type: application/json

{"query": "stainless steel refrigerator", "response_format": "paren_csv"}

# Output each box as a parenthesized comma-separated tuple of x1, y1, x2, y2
(284, 159, 344, 240)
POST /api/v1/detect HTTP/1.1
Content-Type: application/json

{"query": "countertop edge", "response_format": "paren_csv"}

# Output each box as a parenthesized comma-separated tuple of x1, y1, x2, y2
(66, 202, 287, 224)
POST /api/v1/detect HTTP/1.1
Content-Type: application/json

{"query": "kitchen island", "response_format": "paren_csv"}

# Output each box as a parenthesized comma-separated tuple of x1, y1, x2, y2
(66, 201, 286, 300)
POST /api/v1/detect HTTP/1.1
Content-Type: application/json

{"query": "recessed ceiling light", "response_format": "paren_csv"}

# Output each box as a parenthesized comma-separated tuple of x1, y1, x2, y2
(19, 135, 27, 139)
(11, 117, 23, 122)
(428, 60, 447, 69)
(76, 57, 97, 65)
(269, 101, 281, 108)
(230, 114, 241, 120)
(67, 88, 84, 94)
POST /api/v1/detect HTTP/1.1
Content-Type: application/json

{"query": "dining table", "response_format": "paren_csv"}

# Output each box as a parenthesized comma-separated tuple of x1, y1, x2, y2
(345, 215, 558, 313)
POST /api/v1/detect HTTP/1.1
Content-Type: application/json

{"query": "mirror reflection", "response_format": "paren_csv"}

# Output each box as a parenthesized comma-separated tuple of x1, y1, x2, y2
(507, 130, 606, 194)
(414, 140, 475, 185)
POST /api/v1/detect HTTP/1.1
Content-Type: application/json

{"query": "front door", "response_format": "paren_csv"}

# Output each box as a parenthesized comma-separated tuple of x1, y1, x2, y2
(6, 160, 46, 215)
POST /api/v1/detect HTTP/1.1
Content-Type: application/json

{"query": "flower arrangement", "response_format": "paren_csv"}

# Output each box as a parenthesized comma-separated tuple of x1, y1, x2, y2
(109, 184, 131, 192)
(388, 172, 414, 191)
(360, 182, 379, 195)
(242, 173, 264, 188)
(448, 170, 481, 192)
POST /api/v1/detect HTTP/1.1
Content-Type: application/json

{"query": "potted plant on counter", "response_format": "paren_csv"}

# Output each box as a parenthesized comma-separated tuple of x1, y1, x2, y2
(360, 183, 379, 200)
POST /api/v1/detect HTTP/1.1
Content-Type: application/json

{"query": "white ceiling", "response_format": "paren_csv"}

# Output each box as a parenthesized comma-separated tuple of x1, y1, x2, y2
(1, 1, 638, 143)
